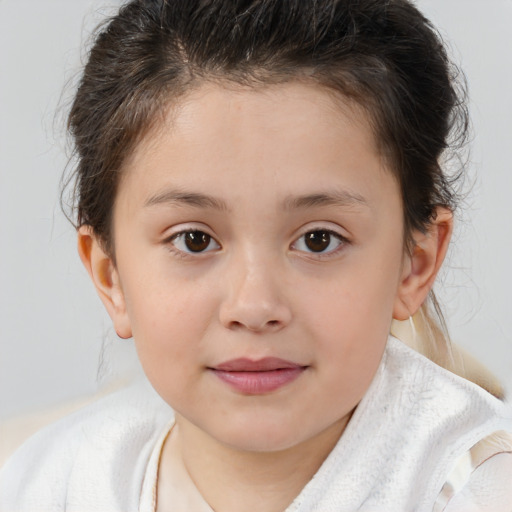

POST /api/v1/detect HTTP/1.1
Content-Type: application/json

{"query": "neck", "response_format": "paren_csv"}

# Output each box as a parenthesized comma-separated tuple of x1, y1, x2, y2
(169, 413, 350, 512)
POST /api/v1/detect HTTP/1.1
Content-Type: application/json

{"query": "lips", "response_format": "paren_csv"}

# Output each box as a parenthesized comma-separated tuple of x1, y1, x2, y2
(214, 357, 302, 372)
(209, 357, 307, 394)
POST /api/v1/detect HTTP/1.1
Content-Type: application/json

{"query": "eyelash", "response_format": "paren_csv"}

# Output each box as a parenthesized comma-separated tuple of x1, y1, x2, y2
(291, 229, 348, 259)
(163, 227, 349, 259)
(165, 229, 221, 258)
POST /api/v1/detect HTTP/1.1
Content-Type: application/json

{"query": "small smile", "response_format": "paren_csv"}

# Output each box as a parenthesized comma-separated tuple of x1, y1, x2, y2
(209, 357, 308, 394)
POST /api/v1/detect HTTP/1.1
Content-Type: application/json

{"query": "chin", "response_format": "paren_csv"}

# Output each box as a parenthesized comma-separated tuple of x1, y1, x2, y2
(222, 431, 304, 453)
(208, 415, 324, 454)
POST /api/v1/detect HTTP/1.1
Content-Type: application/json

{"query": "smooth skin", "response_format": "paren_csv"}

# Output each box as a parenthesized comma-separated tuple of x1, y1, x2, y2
(78, 82, 452, 512)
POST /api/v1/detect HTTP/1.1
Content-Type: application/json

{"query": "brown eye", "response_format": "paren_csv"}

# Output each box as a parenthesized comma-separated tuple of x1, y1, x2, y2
(170, 230, 220, 254)
(304, 231, 331, 252)
(292, 229, 345, 255)
(184, 231, 211, 252)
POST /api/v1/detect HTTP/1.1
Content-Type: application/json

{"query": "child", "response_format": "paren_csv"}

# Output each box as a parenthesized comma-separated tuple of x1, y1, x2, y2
(1, 0, 511, 510)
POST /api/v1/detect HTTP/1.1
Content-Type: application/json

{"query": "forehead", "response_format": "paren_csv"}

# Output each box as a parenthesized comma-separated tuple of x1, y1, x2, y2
(118, 81, 399, 215)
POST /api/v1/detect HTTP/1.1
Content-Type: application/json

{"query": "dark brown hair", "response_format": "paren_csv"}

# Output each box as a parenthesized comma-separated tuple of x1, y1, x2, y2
(67, 0, 467, 248)
(65, 0, 469, 369)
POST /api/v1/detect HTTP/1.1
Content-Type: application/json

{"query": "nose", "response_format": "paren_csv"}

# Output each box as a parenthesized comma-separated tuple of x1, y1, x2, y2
(218, 256, 292, 333)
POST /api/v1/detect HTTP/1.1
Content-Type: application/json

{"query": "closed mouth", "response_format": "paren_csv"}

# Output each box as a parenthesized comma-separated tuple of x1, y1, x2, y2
(209, 357, 308, 394)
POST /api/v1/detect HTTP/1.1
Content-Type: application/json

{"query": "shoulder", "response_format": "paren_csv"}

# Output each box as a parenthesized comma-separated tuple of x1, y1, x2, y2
(382, 337, 511, 447)
(374, 337, 512, 505)
(0, 379, 173, 512)
(384, 336, 508, 421)
(439, 430, 512, 511)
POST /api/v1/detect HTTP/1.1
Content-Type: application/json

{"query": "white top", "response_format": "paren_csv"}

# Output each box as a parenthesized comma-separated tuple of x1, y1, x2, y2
(1, 336, 511, 512)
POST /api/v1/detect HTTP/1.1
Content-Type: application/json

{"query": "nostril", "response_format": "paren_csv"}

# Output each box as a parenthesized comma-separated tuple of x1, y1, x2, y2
(227, 319, 281, 332)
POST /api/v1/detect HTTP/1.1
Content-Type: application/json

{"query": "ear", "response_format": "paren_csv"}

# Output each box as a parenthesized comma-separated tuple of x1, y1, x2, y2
(393, 208, 453, 321)
(77, 226, 133, 339)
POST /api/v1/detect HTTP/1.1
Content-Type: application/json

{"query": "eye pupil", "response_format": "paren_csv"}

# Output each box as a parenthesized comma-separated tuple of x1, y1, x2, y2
(305, 231, 330, 252)
(184, 231, 211, 252)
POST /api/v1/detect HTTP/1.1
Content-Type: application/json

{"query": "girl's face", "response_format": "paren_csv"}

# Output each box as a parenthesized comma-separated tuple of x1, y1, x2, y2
(109, 82, 409, 452)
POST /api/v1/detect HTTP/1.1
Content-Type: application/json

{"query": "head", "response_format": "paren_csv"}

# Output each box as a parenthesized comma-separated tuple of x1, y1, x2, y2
(69, 0, 465, 450)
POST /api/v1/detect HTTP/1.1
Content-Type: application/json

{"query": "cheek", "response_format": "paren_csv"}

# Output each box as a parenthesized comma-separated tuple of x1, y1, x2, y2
(295, 248, 402, 375)
(299, 259, 400, 335)
(122, 272, 217, 373)
(308, 287, 389, 370)
(305, 286, 390, 409)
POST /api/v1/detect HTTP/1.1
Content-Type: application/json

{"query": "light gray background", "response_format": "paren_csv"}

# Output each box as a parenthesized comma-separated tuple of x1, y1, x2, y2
(1, 0, 511, 420)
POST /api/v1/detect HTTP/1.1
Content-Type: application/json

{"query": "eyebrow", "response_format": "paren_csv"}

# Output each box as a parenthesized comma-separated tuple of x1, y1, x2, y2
(144, 190, 229, 211)
(144, 188, 368, 212)
(283, 190, 369, 210)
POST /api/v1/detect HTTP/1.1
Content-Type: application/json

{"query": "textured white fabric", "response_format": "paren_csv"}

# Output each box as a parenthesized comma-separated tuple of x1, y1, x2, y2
(0, 336, 511, 512)
(0, 379, 172, 512)
(282, 339, 512, 512)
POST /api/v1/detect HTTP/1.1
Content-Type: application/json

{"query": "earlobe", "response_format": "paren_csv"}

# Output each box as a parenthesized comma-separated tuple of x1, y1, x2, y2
(77, 226, 132, 339)
(393, 208, 453, 321)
